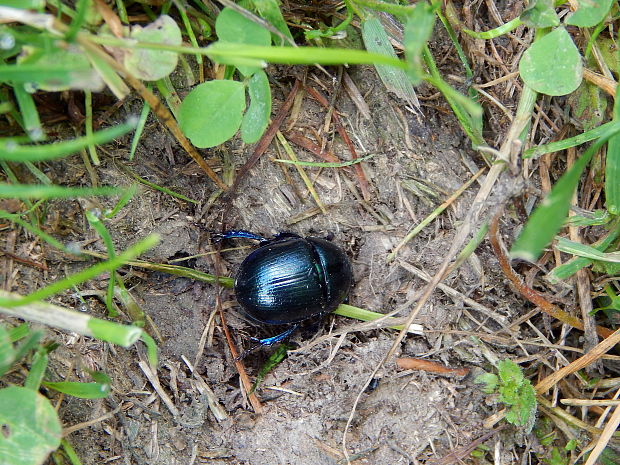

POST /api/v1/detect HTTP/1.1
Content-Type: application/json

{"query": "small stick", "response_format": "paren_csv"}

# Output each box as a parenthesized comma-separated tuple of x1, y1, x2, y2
(560, 399, 620, 407)
(275, 131, 327, 214)
(207, 235, 263, 414)
(488, 210, 614, 339)
(181, 355, 228, 421)
(396, 357, 469, 376)
(387, 167, 485, 262)
(228, 79, 302, 196)
(63, 404, 124, 436)
(305, 85, 371, 201)
(535, 328, 620, 394)
(218, 306, 263, 414)
(583, 68, 617, 97)
(583, 403, 620, 465)
(429, 425, 508, 465)
(138, 360, 179, 417)
(0, 249, 48, 270)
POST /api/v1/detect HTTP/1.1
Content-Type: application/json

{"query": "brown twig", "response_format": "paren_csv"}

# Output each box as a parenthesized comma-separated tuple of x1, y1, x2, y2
(284, 131, 343, 164)
(583, 68, 617, 97)
(535, 328, 620, 394)
(428, 425, 508, 465)
(217, 306, 263, 414)
(305, 85, 371, 201)
(396, 357, 469, 377)
(0, 249, 48, 271)
(207, 235, 263, 414)
(488, 210, 614, 339)
(584, 402, 620, 465)
(228, 79, 302, 197)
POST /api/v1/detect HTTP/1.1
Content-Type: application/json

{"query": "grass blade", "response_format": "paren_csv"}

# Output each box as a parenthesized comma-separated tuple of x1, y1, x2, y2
(511, 121, 620, 261)
(362, 15, 419, 109)
(556, 236, 620, 262)
(0, 184, 117, 199)
(0, 119, 136, 162)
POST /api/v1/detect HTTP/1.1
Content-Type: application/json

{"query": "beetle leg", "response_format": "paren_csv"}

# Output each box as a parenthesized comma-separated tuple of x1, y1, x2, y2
(236, 324, 299, 360)
(213, 230, 269, 243)
(255, 324, 299, 346)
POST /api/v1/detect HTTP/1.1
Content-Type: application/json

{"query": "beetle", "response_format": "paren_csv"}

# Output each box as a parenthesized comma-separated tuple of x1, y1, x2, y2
(216, 230, 353, 347)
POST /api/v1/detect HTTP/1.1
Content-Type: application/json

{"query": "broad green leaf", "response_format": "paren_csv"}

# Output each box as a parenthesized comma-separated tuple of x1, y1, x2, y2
(519, 27, 583, 96)
(497, 360, 536, 432)
(15, 44, 103, 92)
(124, 15, 181, 81)
(474, 373, 499, 394)
(178, 80, 245, 148)
(566, 0, 614, 27)
(362, 16, 419, 108)
(597, 37, 619, 75)
(511, 122, 620, 261)
(250, 0, 294, 45)
(0, 386, 61, 465)
(520, 0, 560, 28)
(215, 7, 271, 76)
(498, 359, 524, 387)
(241, 70, 271, 143)
(43, 381, 110, 398)
(504, 382, 537, 431)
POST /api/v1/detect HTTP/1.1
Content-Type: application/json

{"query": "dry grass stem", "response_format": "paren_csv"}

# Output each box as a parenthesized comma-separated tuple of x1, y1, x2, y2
(180, 355, 228, 421)
(560, 399, 620, 407)
(138, 360, 179, 417)
(583, 404, 620, 465)
(535, 329, 620, 394)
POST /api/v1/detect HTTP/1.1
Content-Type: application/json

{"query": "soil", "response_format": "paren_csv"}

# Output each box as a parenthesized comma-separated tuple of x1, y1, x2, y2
(3, 15, 547, 465)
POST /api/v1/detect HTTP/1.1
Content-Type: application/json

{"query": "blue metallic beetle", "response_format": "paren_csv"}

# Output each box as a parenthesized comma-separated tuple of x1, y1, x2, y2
(217, 230, 353, 347)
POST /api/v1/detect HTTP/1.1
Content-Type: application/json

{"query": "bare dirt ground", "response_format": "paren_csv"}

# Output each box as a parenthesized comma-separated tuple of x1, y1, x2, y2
(3, 5, 582, 464)
(51, 61, 519, 464)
